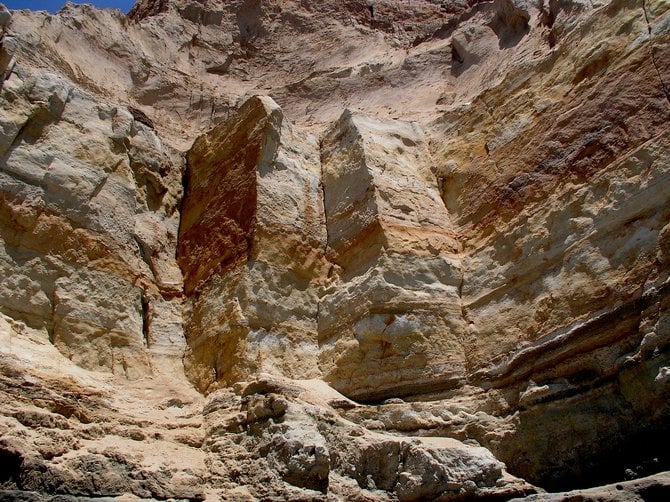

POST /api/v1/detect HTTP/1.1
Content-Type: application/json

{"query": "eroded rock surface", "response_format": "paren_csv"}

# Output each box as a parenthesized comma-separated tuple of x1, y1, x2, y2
(1, 0, 669, 500)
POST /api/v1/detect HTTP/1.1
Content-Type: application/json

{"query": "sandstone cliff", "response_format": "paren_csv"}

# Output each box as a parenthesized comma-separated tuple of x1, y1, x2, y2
(0, 0, 669, 500)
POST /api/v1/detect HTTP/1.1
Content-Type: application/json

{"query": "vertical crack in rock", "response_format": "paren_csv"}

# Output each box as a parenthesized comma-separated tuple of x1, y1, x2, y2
(47, 286, 57, 345)
(140, 290, 151, 348)
(643, 0, 670, 106)
(316, 139, 332, 362)
(318, 140, 332, 265)
(88, 171, 110, 201)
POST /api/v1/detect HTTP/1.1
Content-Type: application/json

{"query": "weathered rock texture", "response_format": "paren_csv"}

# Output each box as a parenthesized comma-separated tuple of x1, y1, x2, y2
(1, 0, 669, 500)
(0, 64, 185, 379)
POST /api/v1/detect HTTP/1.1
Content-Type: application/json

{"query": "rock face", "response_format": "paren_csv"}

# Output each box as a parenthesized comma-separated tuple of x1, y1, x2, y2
(0, 63, 185, 379)
(0, 0, 669, 500)
(429, 0, 670, 486)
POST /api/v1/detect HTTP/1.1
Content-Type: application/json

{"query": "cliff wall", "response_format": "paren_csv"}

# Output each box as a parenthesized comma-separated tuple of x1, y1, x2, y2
(0, 0, 668, 500)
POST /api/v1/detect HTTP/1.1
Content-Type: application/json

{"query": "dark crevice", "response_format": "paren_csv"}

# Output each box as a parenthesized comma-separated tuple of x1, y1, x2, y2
(88, 174, 109, 201)
(140, 291, 151, 348)
(176, 152, 190, 297)
(128, 106, 155, 129)
(47, 294, 56, 345)
(529, 424, 670, 492)
(0, 446, 23, 485)
(639, 483, 670, 502)
(642, 0, 670, 107)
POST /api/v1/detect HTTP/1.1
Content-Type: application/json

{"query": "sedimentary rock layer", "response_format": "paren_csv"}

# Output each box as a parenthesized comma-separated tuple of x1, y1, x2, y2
(427, 0, 670, 486)
(319, 111, 465, 401)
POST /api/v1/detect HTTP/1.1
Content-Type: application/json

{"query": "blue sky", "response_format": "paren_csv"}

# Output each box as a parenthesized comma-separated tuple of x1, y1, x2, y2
(4, 1, 136, 13)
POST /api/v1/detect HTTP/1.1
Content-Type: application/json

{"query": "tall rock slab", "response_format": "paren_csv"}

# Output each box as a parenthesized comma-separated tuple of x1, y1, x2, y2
(319, 111, 465, 401)
(179, 96, 329, 392)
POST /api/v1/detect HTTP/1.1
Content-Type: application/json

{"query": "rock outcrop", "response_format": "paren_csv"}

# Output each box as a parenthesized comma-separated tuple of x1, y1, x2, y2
(179, 95, 329, 391)
(319, 111, 465, 402)
(0, 0, 669, 500)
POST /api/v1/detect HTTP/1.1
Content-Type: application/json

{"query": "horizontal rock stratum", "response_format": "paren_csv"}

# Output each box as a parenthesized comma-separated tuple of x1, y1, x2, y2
(0, 0, 669, 500)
